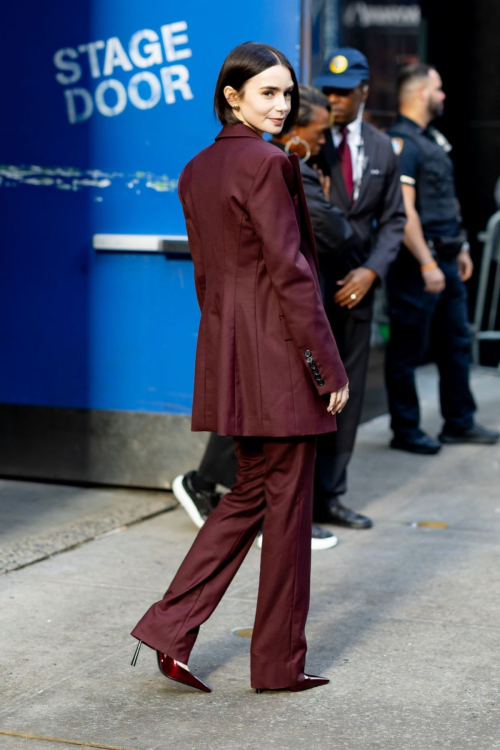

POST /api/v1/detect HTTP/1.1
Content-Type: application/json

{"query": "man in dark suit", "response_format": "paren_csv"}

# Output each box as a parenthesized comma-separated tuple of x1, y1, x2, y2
(311, 48, 406, 529)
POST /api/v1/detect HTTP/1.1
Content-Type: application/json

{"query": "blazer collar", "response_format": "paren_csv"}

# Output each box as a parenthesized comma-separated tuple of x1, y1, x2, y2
(215, 123, 264, 141)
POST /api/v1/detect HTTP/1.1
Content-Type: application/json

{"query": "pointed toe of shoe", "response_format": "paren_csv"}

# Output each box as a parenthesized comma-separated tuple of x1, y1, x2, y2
(289, 675, 330, 692)
(157, 652, 212, 693)
(256, 675, 330, 693)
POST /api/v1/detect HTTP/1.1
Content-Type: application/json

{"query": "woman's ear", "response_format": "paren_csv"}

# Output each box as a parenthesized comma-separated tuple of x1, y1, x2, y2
(224, 86, 240, 110)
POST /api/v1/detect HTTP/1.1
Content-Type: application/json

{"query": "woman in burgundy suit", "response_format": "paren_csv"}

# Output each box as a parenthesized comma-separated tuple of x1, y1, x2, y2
(130, 42, 349, 694)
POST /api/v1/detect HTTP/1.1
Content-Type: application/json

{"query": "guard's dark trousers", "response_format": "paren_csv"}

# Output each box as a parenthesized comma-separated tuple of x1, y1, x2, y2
(385, 254, 476, 437)
(131, 435, 316, 689)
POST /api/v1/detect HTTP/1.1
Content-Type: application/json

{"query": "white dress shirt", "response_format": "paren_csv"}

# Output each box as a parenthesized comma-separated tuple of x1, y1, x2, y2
(331, 110, 365, 187)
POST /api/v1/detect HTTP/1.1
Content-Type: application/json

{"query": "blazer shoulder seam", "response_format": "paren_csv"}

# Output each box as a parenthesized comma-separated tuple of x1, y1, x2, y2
(242, 150, 289, 208)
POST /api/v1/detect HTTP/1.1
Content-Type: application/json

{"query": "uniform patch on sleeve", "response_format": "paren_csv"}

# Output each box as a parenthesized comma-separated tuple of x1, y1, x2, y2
(391, 137, 404, 156)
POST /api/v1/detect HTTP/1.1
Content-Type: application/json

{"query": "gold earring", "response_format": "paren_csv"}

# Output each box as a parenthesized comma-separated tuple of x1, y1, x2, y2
(233, 105, 240, 111)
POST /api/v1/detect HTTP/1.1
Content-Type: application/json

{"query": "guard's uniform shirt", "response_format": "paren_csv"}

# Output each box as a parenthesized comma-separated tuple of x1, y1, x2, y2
(387, 115, 460, 239)
(384, 115, 476, 439)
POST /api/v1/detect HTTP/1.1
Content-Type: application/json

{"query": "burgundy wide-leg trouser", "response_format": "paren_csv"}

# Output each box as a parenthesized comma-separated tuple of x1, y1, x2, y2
(131, 435, 317, 689)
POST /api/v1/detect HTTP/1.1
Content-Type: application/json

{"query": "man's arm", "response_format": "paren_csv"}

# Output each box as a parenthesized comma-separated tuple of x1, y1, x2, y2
(401, 184, 445, 294)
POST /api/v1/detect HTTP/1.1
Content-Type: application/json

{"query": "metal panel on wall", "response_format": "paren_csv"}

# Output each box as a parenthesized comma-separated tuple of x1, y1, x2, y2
(1, 0, 301, 414)
(0, 0, 301, 484)
(340, 0, 421, 126)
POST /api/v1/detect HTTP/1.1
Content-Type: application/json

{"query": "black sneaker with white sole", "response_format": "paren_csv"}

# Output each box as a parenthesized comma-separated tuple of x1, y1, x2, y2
(257, 523, 338, 551)
(172, 471, 221, 529)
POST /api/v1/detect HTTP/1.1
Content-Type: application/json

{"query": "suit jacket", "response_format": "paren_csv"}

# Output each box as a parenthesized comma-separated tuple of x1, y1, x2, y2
(297, 161, 354, 255)
(178, 123, 348, 438)
(316, 122, 406, 287)
(271, 141, 353, 256)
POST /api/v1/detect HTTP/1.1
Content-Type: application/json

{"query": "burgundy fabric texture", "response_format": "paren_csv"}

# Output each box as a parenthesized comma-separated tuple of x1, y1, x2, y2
(178, 123, 348, 437)
(131, 435, 317, 689)
(338, 126, 354, 198)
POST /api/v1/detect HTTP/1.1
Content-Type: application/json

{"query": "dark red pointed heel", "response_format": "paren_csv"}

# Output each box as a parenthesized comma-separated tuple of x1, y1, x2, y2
(130, 640, 211, 693)
(255, 674, 329, 694)
(156, 651, 212, 693)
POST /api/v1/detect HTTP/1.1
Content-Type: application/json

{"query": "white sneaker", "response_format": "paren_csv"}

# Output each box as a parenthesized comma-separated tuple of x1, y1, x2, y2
(171, 472, 220, 529)
(256, 524, 338, 551)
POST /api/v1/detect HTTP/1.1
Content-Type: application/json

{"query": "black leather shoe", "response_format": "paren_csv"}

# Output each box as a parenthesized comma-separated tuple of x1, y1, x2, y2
(324, 500, 373, 529)
(390, 432, 441, 455)
(439, 423, 500, 445)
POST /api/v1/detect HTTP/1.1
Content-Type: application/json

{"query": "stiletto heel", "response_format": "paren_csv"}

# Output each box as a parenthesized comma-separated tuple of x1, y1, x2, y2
(131, 639, 143, 666)
(156, 651, 211, 693)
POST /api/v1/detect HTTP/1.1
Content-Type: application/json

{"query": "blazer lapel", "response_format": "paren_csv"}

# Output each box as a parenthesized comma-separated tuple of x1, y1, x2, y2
(288, 154, 321, 276)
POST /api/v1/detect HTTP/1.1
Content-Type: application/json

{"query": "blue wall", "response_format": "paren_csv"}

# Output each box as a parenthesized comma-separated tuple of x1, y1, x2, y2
(0, 0, 301, 414)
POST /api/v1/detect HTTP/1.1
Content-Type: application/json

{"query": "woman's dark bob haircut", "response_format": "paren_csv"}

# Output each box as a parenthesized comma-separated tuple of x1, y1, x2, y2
(214, 42, 300, 133)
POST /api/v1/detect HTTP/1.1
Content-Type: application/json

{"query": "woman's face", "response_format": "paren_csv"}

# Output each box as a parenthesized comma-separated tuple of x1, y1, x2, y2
(294, 106, 330, 156)
(225, 64, 294, 137)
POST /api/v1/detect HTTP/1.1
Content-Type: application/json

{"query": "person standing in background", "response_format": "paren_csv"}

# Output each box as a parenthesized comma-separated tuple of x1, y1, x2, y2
(385, 64, 499, 453)
(311, 48, 406, 530)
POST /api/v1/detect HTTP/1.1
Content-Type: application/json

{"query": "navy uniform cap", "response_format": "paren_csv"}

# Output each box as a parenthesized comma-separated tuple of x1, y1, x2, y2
(313, 47, 370, 90)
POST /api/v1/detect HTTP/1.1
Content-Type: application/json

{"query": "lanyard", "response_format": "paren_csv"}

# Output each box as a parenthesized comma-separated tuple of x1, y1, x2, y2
(352, 133, 366, 203)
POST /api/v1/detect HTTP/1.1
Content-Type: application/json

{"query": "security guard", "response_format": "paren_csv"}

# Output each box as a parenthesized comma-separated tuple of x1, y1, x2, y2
(385, 63, 499, 453)
(312, 48, 406, 528)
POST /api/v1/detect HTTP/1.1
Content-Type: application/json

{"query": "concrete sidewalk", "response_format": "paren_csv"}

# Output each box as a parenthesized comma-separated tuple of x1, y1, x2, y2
(1, 365, 500, 750)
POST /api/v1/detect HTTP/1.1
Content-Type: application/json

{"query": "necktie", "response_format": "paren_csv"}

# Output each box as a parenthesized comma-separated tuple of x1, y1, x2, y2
(337, 126, 354, 198)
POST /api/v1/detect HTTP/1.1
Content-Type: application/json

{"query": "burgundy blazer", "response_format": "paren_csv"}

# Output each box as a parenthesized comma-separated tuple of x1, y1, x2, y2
(178, 123, 348, 437)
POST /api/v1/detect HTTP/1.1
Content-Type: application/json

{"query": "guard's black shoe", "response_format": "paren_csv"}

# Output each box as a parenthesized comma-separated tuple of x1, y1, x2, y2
(323, 500, 373, 529)
(172, 471, 220, 529)
(439, 422, 500, 445)
(390, 432, 442, 455)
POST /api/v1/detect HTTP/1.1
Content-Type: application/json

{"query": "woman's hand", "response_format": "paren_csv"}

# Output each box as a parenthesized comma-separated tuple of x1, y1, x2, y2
(327, 383, 349, 415)
(313, 165, 331, 200)
(334, 267, 378, 308)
